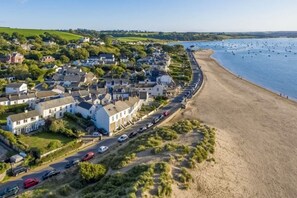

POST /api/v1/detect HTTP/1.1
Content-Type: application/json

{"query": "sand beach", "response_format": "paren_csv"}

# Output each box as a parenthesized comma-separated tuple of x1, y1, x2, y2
(171, 50, 297, 198)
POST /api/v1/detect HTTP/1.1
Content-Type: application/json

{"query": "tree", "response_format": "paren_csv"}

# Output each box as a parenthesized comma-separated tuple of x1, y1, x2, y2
(94, 67, 105, 77)
(100, 35, 112, 46)
(49, 120, 66, 133)
(29, 64, 45, 80)
(111, 65, 125, 78)
(0, 105, 6, 115)
(79, 162, 107, 183)
(60, 55, 70, 63)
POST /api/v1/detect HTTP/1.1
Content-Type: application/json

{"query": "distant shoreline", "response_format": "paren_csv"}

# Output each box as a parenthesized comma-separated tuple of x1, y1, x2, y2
(199, 49, 297, 104)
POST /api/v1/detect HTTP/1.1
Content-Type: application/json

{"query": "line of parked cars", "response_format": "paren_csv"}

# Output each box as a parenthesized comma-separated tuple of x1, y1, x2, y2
(118, 111, 170, 143)
(0, 111, 171, 196)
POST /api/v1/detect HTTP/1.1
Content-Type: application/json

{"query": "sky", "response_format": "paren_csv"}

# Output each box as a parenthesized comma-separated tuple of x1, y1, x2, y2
(0, 0, 297, 32)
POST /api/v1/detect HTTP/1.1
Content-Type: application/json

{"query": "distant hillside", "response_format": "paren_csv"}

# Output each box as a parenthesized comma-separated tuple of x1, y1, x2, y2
(0, 27, 82, 41)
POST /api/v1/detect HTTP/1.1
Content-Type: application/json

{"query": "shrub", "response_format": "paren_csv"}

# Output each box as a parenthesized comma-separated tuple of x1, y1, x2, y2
(0, 162, 9, 174)
(47, 140, 62, 150)
(57, 184, 72, 196)
(69, 180, 85, 189)
(155, 127, 178, 140)
(79, 162, 107, 183)
(171, 119, 194, 134)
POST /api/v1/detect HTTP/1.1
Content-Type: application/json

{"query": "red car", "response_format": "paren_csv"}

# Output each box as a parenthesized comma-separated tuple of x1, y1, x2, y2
(23, 178, 39, 189)
(163, 111, 170, 116)
(81, 152, 95, 161)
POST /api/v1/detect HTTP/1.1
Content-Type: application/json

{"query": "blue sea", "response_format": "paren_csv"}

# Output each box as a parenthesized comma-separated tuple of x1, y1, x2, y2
(175, 38, 297, 100)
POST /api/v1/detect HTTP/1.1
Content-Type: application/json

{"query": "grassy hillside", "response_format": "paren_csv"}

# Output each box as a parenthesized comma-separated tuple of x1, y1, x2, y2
(116, 36, 161, 42)
(0, 27, 82, 41)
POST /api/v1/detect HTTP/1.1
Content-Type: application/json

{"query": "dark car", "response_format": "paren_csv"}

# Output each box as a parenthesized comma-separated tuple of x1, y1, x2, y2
(128, 131, 138, 138)
(81, 152, 95, 161)
(0, 186, 19, 198)
(11, 166, 29, 176)
(65, 158, 80, 169)
(42, 169, 61, 180)
(138, 126, 147, 133)
(98, 128, 109, 136)
(23, 178, 39, 189)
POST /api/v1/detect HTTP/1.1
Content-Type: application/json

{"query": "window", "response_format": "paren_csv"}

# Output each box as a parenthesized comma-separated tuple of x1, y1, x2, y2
(49, 109, 52, 113)
(112, 116, 114, 122)
(60, 112, 63, 117)
(70, 104, 73, 108)
(60, 107, 62, 110)
(24, 119, 27, 123)
(90, 110, 92, 114)
(17, 121, 20, 125)
(31, 117, 36, 121)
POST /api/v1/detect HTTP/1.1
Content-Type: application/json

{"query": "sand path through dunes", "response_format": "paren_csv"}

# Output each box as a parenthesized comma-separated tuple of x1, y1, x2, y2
(171, 50, 297, 198)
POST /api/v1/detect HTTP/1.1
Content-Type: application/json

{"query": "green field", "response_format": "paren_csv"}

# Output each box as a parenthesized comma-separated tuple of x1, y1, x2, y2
(19, 132, 74, 153)
(0, 27, 82, 41)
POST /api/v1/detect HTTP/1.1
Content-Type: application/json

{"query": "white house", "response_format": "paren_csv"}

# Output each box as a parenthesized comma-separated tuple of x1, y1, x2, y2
(5, 83, 28, 95)
(75, 101, 96, 119)
(105, 78, 129, 88)
(156, 75, 174, 85)
(134, 83, 165, 97)
(35, 96, 76, 119)
(7, 110, 45, 135)
(9, 94, 36, 107)
(0, 97, 9, 106)
(94, 97, 141, 133)
(80, 37, 90, 43)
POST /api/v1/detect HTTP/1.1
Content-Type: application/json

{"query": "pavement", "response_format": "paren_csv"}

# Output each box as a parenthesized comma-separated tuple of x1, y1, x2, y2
(0, 49, 203, 194)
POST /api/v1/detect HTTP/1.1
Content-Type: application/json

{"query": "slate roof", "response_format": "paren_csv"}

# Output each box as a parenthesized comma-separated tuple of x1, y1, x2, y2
(103, 101, 130, 116)
(37, 96, 75, 110)
(36, 91, 58, 99)
(10, 93, 35, 101)
(77, 101, 93, 110)
(6, 83, 25, 88)
(9, 110, 40, 122)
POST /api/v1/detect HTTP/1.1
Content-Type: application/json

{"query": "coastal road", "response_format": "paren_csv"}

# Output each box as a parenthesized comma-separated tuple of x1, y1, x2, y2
(0, 49, 203, 194)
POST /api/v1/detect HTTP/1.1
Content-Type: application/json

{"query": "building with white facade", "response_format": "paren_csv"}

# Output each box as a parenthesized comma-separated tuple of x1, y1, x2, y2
(94, 97, 141, 133)
(75, 101, 96, 119)
(5, 83, 28, 95)
(7, 110, 45, 135)
(134, 83, 165, 97)
(35, 96, 76, 119)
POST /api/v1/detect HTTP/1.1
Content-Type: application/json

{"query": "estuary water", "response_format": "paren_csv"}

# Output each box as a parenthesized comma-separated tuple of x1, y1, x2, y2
(177, 38, 297, 100)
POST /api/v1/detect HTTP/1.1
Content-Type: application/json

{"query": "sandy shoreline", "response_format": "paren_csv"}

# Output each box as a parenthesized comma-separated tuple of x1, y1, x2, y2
(170, 50, 297, 198)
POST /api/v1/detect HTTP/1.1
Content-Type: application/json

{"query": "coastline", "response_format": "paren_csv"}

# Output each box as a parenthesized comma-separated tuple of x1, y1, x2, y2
(208, 50, 297, 103)
(169, 49, 297, 197)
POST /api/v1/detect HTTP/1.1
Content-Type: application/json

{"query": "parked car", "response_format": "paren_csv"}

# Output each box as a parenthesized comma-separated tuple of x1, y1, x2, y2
(163, 111, 170, 116)
(98, 128, 109, 136)
(0, 186, 19, 198)
(153, 117, 160, 124)
(65, 158, 80, 169)
(118, 134, 128, 143)
(128, 131, 138, 138)
(92, 132, 102, 137)
(98, 146, 109, 153)
(81, 152, 95, 161)
(11, 166, 29, 177)
(158, 114, 164, 120)
(138, 126, 147, 133)
(23, 178, 39, 189)
(147, 122, 154, 128)
(42, 169, 61, 180)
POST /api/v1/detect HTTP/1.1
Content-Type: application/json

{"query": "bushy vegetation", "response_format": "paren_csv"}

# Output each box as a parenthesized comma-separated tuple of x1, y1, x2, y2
(81, 164, 155, 198)
(79, 162, 107, 183)
(0, 162, 9, 174)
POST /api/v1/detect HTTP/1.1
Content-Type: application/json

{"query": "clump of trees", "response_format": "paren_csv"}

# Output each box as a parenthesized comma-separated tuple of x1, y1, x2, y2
(79, 162, 107, 183)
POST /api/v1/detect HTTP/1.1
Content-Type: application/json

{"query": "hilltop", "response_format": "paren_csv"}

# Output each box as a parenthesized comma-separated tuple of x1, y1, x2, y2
(0, 27, 82, 41)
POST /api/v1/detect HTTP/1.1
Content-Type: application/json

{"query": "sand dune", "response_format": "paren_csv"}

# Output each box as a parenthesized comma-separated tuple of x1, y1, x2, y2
(171, 50, 297, 198)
